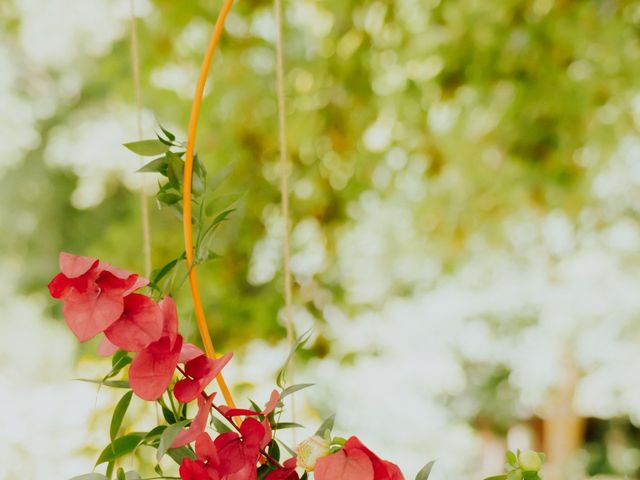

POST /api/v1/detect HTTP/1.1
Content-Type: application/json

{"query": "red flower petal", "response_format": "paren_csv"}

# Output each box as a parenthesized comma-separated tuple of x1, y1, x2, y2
(180, 343, 204, 363)
(260, 417, 272, 449)
(176, 353, 234, 404)
(221, 387, 278, 418)
(48, 273, 71, 299)
(174, 378, 203, 403)
(315, 449, 374, 480)
(195, 432, 220, 465)
(239, 418, 265, 452)
(179, 458, 211, 480)
(59, 252, 98, 278)
(262, 390, 279, 415)
(105, 293, 163, 352)
(124, 275, 149, 296)
(63, 286, 124, 342)
(171, 393, 216, 448)
(343, 437, 404, 480)
(213, 430, 258, 480)
(129, 335, 183, 401)
(97, 336, 119, 356)
(159, 296, 178, 348)
(265, 459, 299, 480)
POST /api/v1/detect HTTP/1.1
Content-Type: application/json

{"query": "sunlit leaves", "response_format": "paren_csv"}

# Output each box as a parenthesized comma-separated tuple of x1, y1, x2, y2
(415, 460, 435, 480)
(123, 140, 170, 156)
(110, 390, 133, 441)
(96, 433, 144, 465)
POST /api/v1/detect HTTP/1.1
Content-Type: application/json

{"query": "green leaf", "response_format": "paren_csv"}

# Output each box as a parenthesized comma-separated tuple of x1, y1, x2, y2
(267, 439, 280, 462)
(415, 460, 435, 480)
(110, 390, 134, 441)
(150, 257, 180, 286)
(124, 472, 141, 480)
(70, 475, 108, 480)
(167, 445, 197, 465)
(76, 379, 130, 389)
(314, 414, 335, 438)
(116, 468, 126, 480)
(276, 330, 312, 388)
(275, 438, 297, 457)
(157, 420, 189, 462)
(483, 477, 508, 480)
(124, 139, 170, 156)
(105, 354, 132, 380)
(138, 156, 168, 174)
(204, 192, 244, 217)
(211, 416, 231, 433)
(161, 405, 177, 424)
(96, 434, 144, 465)
(274, 422, 304, 430)
(159, 125, 176, 142)
(156, 188, 182, 205)
(280, 383, 314, 399)
(506, 450, 518, 468)
(166, 151, 184, 188)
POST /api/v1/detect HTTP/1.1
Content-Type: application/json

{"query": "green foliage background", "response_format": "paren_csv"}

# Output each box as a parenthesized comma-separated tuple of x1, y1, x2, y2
(3, 1, 640, 476)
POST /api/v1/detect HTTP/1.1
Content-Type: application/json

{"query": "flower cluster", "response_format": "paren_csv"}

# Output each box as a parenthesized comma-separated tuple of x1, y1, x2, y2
(49, 252, 471, 480)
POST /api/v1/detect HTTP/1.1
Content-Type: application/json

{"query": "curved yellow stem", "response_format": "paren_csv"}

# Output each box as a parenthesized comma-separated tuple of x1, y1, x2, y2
(183, 0, 236, 408)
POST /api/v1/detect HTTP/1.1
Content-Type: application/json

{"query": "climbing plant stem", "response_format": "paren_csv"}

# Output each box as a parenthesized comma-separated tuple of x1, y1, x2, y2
(183, 0, 236, 408)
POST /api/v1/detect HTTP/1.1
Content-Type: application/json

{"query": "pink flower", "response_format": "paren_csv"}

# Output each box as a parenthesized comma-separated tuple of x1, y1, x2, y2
(48, 252, 147, 341)
(104, 293, 163, 352)
(179, 418, 267, 480)
(172, 393, 217, 449)
(314, 437, 404, 480)
(265, 458, 299, 480)
(129, 297, 183, 400)
(174, 352, 233, 403)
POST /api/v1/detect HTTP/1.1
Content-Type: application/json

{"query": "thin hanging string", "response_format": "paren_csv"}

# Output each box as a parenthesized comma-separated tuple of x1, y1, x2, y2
(274, 0, 297, 438)
(128, 0, 152, 278)
(182, 0, 236, 407)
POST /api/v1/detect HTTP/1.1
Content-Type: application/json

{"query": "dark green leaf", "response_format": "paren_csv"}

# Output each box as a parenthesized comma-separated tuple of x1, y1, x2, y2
(158, 124, 176, 142)
(96, 434, 144, 465)
(161, 405, 176, 424)
(138, 156, 168, 174)
(157, 420, 189, 462)
(267, 439, 280, 462)
(116, 468, 126, 480)
(110, 390, 134, 441)
(124, 139, 170, 156)
(415, 460, 435, 480)
(150, 257, 179, 286)
(157, 190, 182, 205)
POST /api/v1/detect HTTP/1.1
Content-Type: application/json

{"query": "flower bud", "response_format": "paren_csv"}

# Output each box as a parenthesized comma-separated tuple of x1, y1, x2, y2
(296, 435, 331, 471)
(518, 450, 542, 472)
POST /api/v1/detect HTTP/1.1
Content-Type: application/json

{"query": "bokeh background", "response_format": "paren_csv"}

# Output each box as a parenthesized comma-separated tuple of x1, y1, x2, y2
(3, 0, 640, 478)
